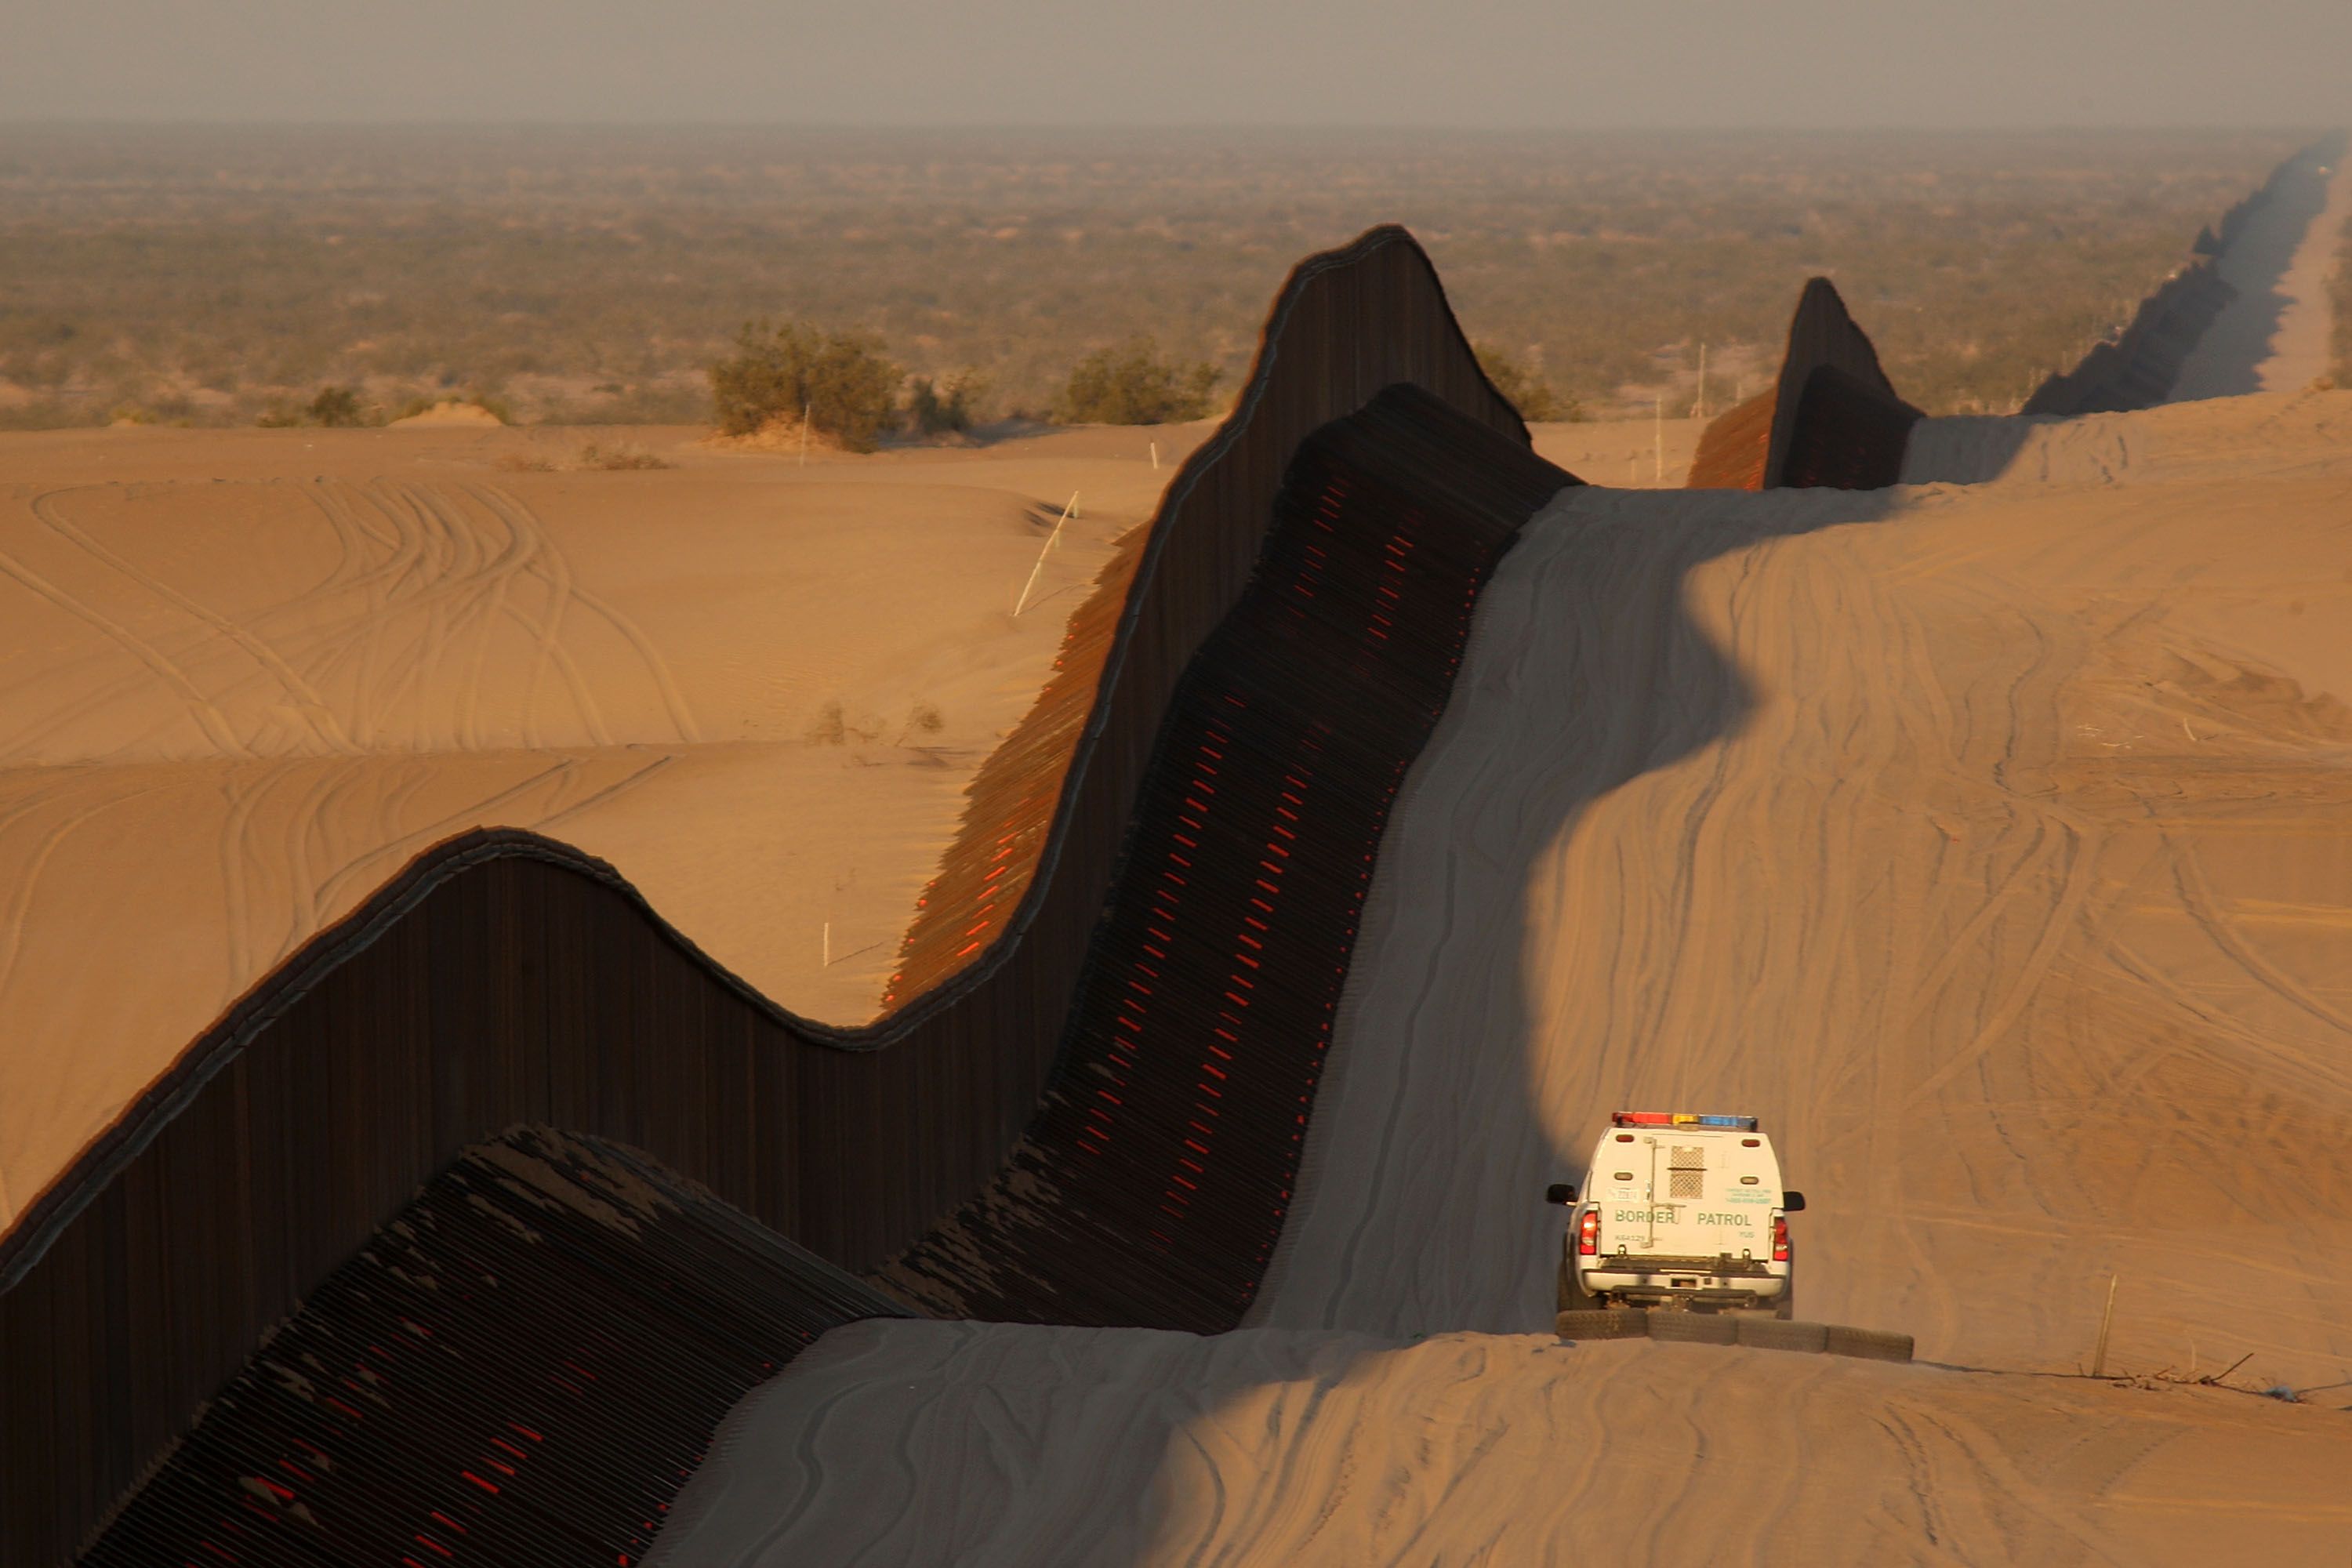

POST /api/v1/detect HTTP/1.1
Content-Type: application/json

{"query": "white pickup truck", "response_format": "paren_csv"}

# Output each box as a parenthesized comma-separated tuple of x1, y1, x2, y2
(1547, 1112, 1805, 1316)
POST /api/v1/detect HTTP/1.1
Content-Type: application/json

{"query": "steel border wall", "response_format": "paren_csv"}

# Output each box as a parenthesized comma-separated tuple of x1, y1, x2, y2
(78, 1127, 914, 1568)
(1685, 277, 1920, 491)
(70, 389, 1568, 1566)
(0, 226, 1534, 1567)
(883, 386, 1570, 1330)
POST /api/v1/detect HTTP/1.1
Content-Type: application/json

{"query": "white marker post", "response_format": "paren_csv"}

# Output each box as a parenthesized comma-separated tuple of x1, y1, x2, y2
(1013, 492, 1080, 617)
(822, 921, 831, 967)
(1149, 440, 1160, 470)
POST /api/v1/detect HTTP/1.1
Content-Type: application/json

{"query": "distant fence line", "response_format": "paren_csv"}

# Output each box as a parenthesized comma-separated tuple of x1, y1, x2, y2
(2024, 133, 2348, 416)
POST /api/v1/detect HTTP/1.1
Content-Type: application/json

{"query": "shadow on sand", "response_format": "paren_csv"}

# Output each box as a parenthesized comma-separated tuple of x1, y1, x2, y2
(1232, 478, 1918, 1348)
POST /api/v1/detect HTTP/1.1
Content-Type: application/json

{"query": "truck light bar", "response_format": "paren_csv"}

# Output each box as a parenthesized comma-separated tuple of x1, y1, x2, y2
(1610, 1111, 1759, 1131)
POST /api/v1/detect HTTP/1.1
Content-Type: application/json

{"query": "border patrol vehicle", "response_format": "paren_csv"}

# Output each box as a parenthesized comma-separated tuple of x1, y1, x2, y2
(1547, 1112, 1804, 1316)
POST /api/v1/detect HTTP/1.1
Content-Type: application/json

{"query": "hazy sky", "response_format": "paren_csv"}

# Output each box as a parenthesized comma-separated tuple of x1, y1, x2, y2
(6, 0, 2348, 129)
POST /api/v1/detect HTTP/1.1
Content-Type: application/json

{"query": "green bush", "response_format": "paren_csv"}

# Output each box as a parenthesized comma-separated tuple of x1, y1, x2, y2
(710, 319, 901, 451)
(1054, 336, 1220, 425)
(1475, 343, 1582, 423)
(906, 372, 982, 434)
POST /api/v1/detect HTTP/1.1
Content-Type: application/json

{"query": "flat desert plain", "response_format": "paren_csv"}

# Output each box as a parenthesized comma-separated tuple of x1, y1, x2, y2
(0, 418, 1199, 1234)
(660, 388, 2352, 1564)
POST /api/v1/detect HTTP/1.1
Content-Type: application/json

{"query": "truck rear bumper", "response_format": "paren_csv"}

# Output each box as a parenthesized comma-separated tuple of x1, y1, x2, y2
(1581, 1269, 1786, 1304)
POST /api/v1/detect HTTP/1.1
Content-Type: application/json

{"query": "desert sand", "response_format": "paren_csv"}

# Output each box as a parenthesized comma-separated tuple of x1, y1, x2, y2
(1530, 412, 1704, 488)
(660, 386, 2352, 1563)
(0, 419, 1203, 1236)
(655, 1319, 2352, 1567)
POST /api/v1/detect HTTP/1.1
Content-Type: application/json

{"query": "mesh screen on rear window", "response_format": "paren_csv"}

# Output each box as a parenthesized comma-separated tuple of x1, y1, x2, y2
(1669, 1145, 1706, 1199)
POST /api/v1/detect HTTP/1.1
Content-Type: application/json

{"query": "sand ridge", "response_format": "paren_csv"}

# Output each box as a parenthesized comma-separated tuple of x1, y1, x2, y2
(653, 1319, 2352, 1566)
(1260, 402, 2352, 1388)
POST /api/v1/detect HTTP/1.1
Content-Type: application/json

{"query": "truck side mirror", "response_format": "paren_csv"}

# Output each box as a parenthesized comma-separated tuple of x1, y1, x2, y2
(1781, 1190, 1806, 1212)
(1545, 1182, 1577, 1205)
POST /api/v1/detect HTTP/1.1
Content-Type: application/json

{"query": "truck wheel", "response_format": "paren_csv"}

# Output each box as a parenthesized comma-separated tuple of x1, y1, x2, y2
(1556, 1308, 1647, 1341)
(1648, 1311, 1737, 1345)
(1825, 1325, 1915, 1363)
(1735, 1317, 1828, 1353)
(1775, 1285, 1795, 1321)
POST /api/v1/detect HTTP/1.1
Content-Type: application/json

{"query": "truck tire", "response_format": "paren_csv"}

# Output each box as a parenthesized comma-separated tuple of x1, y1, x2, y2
(1775, 1284, 1795, 1321)
(1736, 1316, 1829, 1353)
(1647, 1311, 1738, 1345)
(1825, 1325, 1915, 1363)
(1556, 1308, 1648, 1341)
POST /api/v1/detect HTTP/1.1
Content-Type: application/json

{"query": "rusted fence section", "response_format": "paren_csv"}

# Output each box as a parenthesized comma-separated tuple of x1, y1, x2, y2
(0, 226, 1537, 1567)
(882, 387, 1570, 1330)
(1686, 277, 1921, 490)
(78, 1127, 912, 1568)
(884, 528, 1145, 1006)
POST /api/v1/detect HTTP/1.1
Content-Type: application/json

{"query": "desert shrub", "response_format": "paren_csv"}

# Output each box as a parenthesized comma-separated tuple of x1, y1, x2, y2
(259, 384, 366, 428)
(1054, 336, 1219, 424)
(1475, 342, 1582, 423)
(898, 702, 945, 743)
(805, 699, 848, 746)
(307, 385, 365, 426)
(575, 441, 674, 470)
(711, 318, 900, 451)
(906, 372, 982, 434)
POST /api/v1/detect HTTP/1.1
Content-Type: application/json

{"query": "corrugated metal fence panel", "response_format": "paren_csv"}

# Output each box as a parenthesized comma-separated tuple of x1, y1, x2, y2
(1685, 389, 1776, 491)
(1779, 365, 1923, 490)
(1686, 276, 1920, 492)
(879, 385, 1572, 1332)
(0, 225, 1540, 1567)
(78, 1127, 912, 1568)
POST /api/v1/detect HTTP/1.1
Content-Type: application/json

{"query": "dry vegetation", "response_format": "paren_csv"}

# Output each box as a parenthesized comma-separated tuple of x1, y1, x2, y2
(0, 125, 2299, 430)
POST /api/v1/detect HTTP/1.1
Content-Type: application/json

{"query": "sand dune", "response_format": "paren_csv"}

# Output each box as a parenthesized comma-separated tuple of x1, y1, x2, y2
(655, 1319, 2352, 1566)
(1261, 394, 2352, 1391)
(0, 422, 1194, 1233)
(659, 389, 2352, 1566)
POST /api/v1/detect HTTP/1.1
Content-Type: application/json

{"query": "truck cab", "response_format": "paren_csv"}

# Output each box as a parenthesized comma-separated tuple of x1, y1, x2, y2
(1547, 1112, 1803, 1316)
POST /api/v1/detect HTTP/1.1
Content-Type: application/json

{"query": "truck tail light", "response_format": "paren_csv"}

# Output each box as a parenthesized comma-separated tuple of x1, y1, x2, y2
(1771, 1213, 1791, 1262)
(1577, 1208, 1599, 1257)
